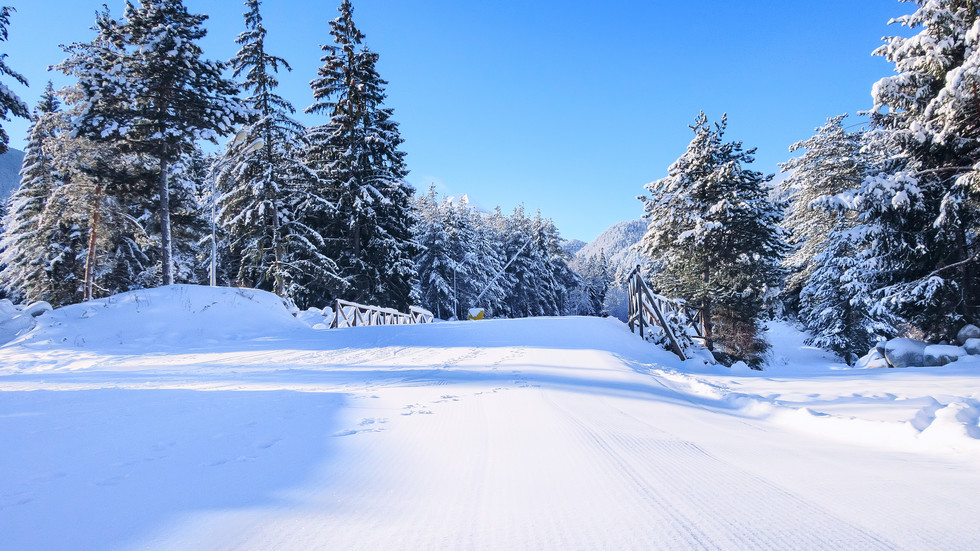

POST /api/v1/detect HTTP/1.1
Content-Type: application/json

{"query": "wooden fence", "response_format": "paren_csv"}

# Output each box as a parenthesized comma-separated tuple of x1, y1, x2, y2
(329, 299, 434, 329)
(626, 265, 705, 361)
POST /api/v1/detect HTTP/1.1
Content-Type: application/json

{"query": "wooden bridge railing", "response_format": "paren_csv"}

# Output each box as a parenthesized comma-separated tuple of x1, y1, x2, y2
(626, 265, 705, 361)
(329, 299, 434, 329)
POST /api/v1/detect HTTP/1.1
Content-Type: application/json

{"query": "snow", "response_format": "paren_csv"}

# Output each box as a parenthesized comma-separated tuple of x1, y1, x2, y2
(2, 287, 980, 549)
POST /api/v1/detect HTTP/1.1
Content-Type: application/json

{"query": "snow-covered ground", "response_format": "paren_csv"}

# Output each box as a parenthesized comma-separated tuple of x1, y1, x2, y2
(2, 285, 980, 550)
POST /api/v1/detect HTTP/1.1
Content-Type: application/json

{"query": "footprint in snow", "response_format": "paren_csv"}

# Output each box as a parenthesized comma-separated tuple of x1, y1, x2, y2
(432, 395, 460, 403)
(1, 496, 34, 509)
(257, 438, 281, 449)
(202, 455, 256, 467)
(333, 427, 384, 437)
(401, 404, 433, 416)
(332, 418, 389, 437)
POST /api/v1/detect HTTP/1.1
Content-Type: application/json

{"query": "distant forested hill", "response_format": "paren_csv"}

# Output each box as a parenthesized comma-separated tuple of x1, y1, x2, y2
(0, 148, 24, 202)
(561, 239, 586, 256)
(576, 218, 646, 279)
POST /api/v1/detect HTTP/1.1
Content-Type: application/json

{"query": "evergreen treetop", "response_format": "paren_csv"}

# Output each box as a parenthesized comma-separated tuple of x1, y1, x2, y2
(0, 6, 29, 155)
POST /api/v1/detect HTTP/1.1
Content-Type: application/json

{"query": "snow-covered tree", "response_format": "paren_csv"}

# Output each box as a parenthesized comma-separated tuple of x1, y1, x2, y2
(465, 205, 507, 317)
(778, 115, 894, 358)
(304, 0, 419, 310)
(0, 6, 29, 155)
(577, 251, 612, 316)
(412, 193, 578, 320)
(413, 187, 454, 318)
(850, 0, 980, 339)
(800, 229, 896, 362)
(779, 115, 866, 304)
(219, 0, 337, 303)
(639, 113, 786, 358)
(494, 206, 577, 318)
(442, 197, 484, 319)
(165, 146, 210, 285)
(0, 83, 80, 304)
(56, 1, 247, 287)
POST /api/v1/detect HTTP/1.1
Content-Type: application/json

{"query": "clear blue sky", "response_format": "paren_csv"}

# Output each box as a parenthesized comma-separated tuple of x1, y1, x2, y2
(2, 0, 914, 242)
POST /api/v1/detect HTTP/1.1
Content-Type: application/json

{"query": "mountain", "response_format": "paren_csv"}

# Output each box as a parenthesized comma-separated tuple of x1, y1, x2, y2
(444, 193, 490, 214)
(561, 239, 586, 256)
(575, 218, 647, 279)
(0, 148, 24, 202)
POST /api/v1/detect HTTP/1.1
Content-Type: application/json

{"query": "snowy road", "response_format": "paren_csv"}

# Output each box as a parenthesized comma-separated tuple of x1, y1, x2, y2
(2, 287, 980, 550)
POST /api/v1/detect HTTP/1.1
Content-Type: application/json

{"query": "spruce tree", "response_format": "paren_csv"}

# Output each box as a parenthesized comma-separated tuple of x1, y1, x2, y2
(779, 116, 896, 358)
(304, 0, 419, 310)
(0, 6, 28, 155)
(413, 187, 452, 318)
(848, 0, 980, 339)
(579, 251, 612, 316)
(779, 115, 897, 358)
(56, 1, 246, 287)
(219, 0, 339, 303)
(468, 206, 507, 317)
(0, 83, 73, 303)
(443, 197, 482, 319)
(779, 116, 865, 304)
(639, 113, 786, 359)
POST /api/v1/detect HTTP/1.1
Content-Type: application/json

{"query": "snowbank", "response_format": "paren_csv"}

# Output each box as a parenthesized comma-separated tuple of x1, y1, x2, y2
(3, 285, 310, 352)
(296, 306, 335, 330)
(0, 299, 52, 345)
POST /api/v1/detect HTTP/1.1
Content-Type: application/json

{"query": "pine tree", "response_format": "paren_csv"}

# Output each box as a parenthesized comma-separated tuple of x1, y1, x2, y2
(779, 115, 865, 305)
(578, 251, 612, 316)
(0, 6, 28, 155)
(73, 147, 156, 299)
(218, 0, 338, 304)
(639, 113, 786, 359)
(1, 81, 156, 305)
(56, 1, 247, 287)
(780, 116, 895, 358)
(304, 0, 419, 310)
(839, 0, 980, 339)
(166, 146, 209, 285)
(800, 231, 896, 361)
(492, 207, 576, 318)
(0, 83, 76, 303)
(851, 0, 980, 339)
(413, 187, 453, 318)
(443, 197, 482, 319)
(467, 206, 507, 317)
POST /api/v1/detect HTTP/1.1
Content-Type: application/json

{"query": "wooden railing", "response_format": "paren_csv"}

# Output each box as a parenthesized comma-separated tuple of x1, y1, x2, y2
(329, 299, 434, 329)
(626, 265, 705, 360)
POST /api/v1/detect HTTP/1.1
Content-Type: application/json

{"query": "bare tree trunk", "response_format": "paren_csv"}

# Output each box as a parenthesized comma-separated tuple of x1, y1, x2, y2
(158, 156, 174, 286)
(84, 183, 103, 301)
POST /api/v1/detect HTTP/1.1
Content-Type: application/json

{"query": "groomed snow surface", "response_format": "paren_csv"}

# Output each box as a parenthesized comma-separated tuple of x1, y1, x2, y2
(2, 286, 980, 550)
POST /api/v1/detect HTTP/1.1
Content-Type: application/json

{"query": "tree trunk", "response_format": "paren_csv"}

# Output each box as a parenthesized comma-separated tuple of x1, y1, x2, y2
(265, 132, 285, 297)
(158, 156, 174, 286)
(701, 297, 713, 351)
(83, 182, 103, 301)
(955, 225, 975, 323)
(701, 268, 713, 350)
(272, 206, 284, 296)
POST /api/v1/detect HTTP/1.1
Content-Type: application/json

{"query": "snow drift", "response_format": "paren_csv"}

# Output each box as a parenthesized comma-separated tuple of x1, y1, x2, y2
(5, 285, 310, 353)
